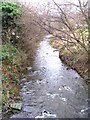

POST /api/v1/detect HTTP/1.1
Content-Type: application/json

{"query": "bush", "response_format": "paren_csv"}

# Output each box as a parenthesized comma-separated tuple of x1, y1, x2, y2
(0, 2, 21, 28)
(1, 2, 21, 44)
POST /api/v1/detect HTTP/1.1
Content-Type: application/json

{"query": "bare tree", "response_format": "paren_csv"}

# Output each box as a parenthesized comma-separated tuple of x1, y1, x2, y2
(35, 0, 88, 54)
(18, 3, 46, 65)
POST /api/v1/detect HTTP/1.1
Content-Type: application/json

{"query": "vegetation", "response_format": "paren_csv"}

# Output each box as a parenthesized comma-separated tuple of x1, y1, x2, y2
(1, 43, 19, 105)
(50, 25, 89, 81)
(52, 40, 88, 79)
(1, 2, 21, 27)
(1, 2, 21, 44)
(50, 27, 88, 81)
(17, 4, 45, 66)
(0, 2, 23, 114)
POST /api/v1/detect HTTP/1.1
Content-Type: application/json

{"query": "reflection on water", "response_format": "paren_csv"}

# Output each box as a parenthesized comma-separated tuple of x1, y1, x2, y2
(11, 35, 88, 118)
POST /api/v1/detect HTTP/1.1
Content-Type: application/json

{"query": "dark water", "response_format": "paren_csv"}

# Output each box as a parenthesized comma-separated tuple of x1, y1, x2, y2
(11, 35, 88, 118)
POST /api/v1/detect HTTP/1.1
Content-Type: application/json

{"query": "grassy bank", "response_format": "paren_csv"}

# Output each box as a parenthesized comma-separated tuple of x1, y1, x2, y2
(50, 36, 88, 83)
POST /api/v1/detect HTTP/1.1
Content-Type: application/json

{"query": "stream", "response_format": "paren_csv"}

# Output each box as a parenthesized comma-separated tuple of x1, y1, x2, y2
(11, 35, 88, 118)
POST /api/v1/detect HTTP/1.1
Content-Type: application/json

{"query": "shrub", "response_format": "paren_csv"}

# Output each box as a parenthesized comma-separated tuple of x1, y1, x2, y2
(1, 2, 21, 44)
(0, 2, 21, 28)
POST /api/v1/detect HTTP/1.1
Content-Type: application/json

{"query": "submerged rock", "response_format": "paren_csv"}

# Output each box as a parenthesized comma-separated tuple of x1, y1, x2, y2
(35, 110, 57, 118)
(26, 67, 32, 71)
(10, 102, 22, 110)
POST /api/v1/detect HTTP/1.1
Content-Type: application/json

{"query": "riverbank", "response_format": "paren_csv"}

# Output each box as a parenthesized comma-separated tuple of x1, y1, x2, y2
(1, 2, 26, 118)
(50, 38, 88, 83)
(1, 2, 45, 119)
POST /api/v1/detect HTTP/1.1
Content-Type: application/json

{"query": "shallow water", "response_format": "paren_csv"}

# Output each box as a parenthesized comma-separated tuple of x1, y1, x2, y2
(11, 35, 88, 118)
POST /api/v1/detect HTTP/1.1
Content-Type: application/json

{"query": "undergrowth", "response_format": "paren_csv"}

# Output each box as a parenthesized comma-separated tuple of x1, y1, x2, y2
(0, 2, 25, 114)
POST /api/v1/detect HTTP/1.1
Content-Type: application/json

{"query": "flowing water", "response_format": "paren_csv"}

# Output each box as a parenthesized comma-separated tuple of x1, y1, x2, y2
(11, 35, 88, 118)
